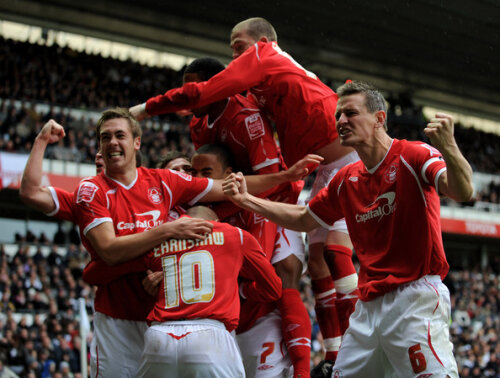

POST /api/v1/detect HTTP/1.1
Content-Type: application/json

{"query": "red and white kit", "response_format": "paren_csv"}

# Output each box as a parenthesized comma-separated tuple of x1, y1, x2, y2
(190, 94, 282, 175)
(136, 219, 282, 378)
(308, 139, 458, 377)
(70, 167, 212, 377)
(146, 41, 338, 168)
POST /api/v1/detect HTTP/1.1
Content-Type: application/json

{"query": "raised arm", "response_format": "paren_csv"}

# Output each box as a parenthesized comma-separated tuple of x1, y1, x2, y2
(200, 154, 323, 203)
(129, 44, 267, 120)
(223, 172, 320, 232)
(19, 120, 65, 213)
(424, 113, 474, 202)
(85, 216, 214, 265)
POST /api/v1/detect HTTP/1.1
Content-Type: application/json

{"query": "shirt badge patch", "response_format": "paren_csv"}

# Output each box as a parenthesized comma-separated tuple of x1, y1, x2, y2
(76, 182, 99, 203)
(245, 114, 266, 140)
(384, 164, 398, 184)
(170, 169, 193, 181)
(148, 187, 163, 204)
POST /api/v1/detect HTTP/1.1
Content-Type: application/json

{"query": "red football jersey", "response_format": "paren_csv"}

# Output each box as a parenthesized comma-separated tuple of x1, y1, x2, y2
(47, 186, 76, 222)
(146, 41, 338, 167)
(72, 167, 212, 320)
(145, 219, 282, 331)
(308, 139, 449, 301)
(190, 94, 282, 175)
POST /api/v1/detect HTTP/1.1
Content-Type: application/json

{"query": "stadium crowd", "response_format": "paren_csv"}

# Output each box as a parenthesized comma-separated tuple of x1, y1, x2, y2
(0, 241, 93, 377)
(1, 36, 500, 177)
(1, 31, 500, 377)
(1, 238, 499, 377)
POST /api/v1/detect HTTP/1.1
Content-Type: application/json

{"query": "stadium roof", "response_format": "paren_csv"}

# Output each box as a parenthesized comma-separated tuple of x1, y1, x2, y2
(1, 0, 500, 121)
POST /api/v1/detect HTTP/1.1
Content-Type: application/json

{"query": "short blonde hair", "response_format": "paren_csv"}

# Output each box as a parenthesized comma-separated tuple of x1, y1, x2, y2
(96, 108, 142, 140)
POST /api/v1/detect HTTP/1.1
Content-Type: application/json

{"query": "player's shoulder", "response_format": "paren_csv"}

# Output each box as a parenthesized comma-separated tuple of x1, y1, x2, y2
(398, 138, 442, 159)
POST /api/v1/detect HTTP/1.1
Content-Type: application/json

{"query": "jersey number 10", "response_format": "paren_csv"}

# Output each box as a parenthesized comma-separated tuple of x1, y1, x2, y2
(161, 251, 215, 308)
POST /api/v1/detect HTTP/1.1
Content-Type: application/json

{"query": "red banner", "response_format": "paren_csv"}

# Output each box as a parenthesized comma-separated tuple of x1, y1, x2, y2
(441, 218, 500, 239)
(0, 152, 83, 192)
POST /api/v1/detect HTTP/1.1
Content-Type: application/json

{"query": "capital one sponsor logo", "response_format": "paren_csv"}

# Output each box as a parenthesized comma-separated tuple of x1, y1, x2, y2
(355, 192, 397, 223)
(117, 210, 164, 231)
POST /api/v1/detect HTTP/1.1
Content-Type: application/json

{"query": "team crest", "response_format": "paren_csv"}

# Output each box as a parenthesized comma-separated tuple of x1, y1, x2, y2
(245, 114, 266, 140)
(332, 370, 342, 378)
(148, 187, 163, 204)
(384, 163, 398, 184)
(76, 182, 99, 203)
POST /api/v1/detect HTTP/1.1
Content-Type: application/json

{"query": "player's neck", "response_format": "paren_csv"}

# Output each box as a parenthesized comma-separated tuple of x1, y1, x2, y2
(105, 164, 138, 187)
(358, 134, 393, 170)
(207, 99, 229, 124)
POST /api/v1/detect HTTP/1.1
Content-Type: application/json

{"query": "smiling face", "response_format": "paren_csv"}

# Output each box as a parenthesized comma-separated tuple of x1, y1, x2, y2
(99, 118, 140, 175)
(95, 152, 105, 174)
(335, 93, 382, 147)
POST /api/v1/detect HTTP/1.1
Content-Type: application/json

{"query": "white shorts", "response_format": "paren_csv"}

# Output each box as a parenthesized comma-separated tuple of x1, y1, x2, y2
(307, 151, 359, 244)
(236, 310, 293, 378)
(332, 276, 458, 378)
(90, 312, 147, 378)
(136, 319, 245, 378)
(272, 226, 306, 267)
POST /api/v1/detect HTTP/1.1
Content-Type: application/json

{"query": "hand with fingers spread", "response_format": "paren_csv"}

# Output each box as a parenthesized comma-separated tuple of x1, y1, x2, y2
(424, 113, 457, 153)
(165, 216, 214, 240)
(281, 154, 324, 181)
(142, 269, 163, 296)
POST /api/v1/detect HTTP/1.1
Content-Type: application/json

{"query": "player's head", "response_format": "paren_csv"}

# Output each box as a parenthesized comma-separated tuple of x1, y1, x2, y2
(186, 205, 218, 221)
(95, 108, 142, 174)
(95, 151, 105, 174)
(96, 149, 141, 174)
(157, 151, 192, 174)
(191, 144, 233, 179)
(230, 17, 277, 59)
(96, 107, 142, 140)
(183, 58, 226, 117)
(335, 81, 388, 146)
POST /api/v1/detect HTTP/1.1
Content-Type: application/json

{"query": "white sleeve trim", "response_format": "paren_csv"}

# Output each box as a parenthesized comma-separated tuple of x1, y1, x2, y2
(421, 157, 442, 184)
(237, 228, 244, 245)
(252, 158, 280, 172)
(188, 179, 214, 206)
(83, 218, 113, 236)
(434, 167, 447, 193)
(45, 186, 60, 216)
(306, 205, 331, 229)
(141, 102, 147, 114)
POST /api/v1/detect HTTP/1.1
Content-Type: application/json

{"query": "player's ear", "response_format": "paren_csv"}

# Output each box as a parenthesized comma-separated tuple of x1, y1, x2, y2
(134, 136, 141, 150)
(259, 36, 269, 43)
(374, 111, 386, 130)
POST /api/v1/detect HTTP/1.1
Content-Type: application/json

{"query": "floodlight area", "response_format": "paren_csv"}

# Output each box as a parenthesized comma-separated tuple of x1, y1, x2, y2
(0, 19, 194, 71)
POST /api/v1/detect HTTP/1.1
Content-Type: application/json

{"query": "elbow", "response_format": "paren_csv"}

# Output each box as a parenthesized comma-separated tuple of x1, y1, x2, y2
(454, 183, 475, 203)
(98, 249, 121, 266)
(270, 285, 283, 301)
(19, 187, 34, 206)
